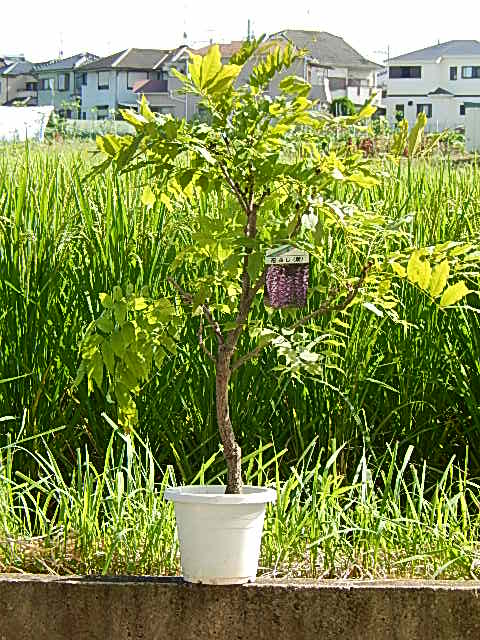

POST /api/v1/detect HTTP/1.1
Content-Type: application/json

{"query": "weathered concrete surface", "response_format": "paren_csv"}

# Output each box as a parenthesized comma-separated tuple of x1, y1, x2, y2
(0, 574, 479, 640)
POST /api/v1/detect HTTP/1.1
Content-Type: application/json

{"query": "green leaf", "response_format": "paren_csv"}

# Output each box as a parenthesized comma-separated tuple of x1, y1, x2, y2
(96, 315, 114, 333)
(279, 75, 311, 98)
(439, 281, 471, 307)
(141, 186, 156, 208)
(407, 250, 431, 290)
(99, 293, 113, 309)
(429, 260, 450, 298)
(88, 352, 103, 391)
(247, 251, 263, 282)
(207, 64, 242, 95)
(114, 301, 128, 325)
(74, 361, 86, 386)
(113, 286, 123, 302)
(139, 95, 156, 122)
(101, 341, 115, 374)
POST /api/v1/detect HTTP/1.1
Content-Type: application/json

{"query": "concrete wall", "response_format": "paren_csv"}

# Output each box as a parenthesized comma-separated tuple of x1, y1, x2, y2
(0, 575, 479, 640)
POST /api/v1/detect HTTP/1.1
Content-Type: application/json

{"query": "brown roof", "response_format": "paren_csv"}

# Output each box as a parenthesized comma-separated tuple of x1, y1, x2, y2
(194, 41, 244, 58)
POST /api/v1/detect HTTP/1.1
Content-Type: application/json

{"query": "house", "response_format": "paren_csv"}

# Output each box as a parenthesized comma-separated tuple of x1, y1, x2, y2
(34, 53, 98, 118)
(131, 46, 194, 118)
(385, 40, 480, 131)
(264, 30, 383, 108)
(0, 59, 38, 106)
(79, 47, 189, 120)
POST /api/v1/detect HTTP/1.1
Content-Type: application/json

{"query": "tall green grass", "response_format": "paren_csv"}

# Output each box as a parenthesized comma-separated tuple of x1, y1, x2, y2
(0, 143, 479, 483)
(1, 426, 478, 579)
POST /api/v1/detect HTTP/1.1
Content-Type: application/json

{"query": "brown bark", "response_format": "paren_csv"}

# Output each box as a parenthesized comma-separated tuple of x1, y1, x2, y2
(216, 345, 242, 494)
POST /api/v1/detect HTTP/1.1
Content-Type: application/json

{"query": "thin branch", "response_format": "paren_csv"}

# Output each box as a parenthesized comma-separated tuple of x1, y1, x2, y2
(291, 262, 373, 330)
(231, 341, 268, 371)
(167, 276, 224, 345)
(217, 162, 250, 215)
(197, 317, 216, 363)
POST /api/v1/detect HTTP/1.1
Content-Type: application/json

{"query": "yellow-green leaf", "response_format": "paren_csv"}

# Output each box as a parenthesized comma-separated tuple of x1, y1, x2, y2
(188, 53, 203, 88)
(439, 281, 471, 307)
(407, 112, 427, 156)
(141, 186, 155, 208)
(407, 250, 431, 290)
(391, 262, 406, 278)
(160, 192, 173, 212)
(201, 44, 222, 88)
(429, 260, 449, 298)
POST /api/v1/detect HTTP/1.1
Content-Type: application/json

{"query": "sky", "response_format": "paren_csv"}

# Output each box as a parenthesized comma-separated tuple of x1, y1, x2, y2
(3, 0, 480, 64)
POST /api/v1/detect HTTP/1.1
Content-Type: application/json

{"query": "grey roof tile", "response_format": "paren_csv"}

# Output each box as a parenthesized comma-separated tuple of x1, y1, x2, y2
(81, 48, 171, 71)
(389, 40, 480, 63)
(34, 53, 98, 72)
(270, 30, 382, 69)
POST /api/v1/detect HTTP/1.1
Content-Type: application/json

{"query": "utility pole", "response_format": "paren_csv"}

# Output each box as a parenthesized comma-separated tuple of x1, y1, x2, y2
(247, 19, 252, 42)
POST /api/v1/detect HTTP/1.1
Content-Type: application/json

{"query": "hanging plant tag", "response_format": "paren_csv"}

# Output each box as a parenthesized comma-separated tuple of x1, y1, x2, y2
(265, 245, 309, 265)
(264, 246, 310, 309)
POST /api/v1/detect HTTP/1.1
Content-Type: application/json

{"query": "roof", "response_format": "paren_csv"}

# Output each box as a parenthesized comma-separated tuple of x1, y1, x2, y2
(389, 40, 480, 63)
(33, 52, 98, 73)
(194, 41, 244, 58)
(270, 30, 382, 70)
(81, 48, 174, 71)
(1, 61, 34, 76)
(428, 87, 454, 96)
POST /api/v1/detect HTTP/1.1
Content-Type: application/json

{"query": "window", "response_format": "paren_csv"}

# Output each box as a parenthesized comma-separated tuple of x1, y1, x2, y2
(97, 71, 109, 90)
(389, 66, 422, 79)
(460, 104, 466, 116)
(416, 104, 432, 118)
(40, 78, 54, 91)
(462, 66, 480, 79)
(127, 71, 148, 90)
(450, 66, 457, 80)
(75, 73, 88, 90)
(58, 73, 70, 91)
(25, 82, 37, 91)
(82, 111, 86, 120)
(96, 104, 109, 120)
(395, 104, 405, 121)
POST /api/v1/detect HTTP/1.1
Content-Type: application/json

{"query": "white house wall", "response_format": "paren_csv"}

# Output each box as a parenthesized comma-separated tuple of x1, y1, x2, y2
(386, 56, 480, 131)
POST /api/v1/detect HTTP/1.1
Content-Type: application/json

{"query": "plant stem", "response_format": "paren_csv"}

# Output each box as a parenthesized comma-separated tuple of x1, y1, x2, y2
(216, 345, 242, 493)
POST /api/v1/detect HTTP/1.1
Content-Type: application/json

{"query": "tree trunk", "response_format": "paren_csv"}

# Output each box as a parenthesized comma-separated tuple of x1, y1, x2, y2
(216, 345, 242, 494)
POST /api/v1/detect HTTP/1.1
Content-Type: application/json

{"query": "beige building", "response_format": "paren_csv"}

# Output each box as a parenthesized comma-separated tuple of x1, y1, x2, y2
(0, 60, 37, 106)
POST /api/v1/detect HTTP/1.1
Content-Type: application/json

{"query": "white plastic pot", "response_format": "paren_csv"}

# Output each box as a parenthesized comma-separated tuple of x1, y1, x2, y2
(164, 485, 276, 585)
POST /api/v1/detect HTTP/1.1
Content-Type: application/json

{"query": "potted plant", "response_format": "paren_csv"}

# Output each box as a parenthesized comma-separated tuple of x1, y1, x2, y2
(77, 39, 475, 583)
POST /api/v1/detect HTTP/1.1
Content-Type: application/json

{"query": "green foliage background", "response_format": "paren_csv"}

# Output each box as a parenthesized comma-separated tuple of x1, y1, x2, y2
(0, 142, 479, 484)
